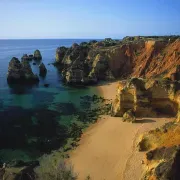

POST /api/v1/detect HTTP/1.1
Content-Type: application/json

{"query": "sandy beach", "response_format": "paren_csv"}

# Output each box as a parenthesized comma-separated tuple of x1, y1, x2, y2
(69, 81, 174, 180)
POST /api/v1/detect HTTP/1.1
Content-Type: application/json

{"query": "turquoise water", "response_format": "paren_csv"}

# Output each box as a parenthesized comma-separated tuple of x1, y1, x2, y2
(0, 39, 100, 163)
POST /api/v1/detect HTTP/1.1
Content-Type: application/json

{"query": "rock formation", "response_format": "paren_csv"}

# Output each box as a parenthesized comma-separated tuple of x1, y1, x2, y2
(55, 36, 180, 85)
(111, 78, 155, 117)
(60, 43, 98, 84)
(55, 46, 68, 64)
(7, 57, 39, 84)
(137, 120, 180, 179)
(111, 75, 180, 119)
(142, 145, 180, 180)
(21, 54, 34, 61)
(39, 63, 47, 77)
(122, 109, 136, 123)
(0, 161, 38, 180)
(34, 50, 42, 60)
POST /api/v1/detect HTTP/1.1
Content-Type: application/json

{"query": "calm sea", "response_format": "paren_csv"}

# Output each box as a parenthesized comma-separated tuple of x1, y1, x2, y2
(0, 39, 100, 162)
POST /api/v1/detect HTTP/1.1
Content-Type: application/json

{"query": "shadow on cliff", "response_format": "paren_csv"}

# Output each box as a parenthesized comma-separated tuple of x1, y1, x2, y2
(135, 119, 156, 123)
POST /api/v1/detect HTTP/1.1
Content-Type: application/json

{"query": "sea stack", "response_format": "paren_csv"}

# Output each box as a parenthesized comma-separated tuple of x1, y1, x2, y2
(21, 54, 34, 61)
(7, 57, 39, 84)
(34, 50, 42, 60)
(39, 63, 47, 76)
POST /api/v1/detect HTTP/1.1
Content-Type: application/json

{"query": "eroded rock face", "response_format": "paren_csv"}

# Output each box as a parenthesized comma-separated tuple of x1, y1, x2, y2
(55, 37, 180, 85)
(111, 78, 154, 117)
(90, 54, 109, 80)
(61, 43, 98, 84)
(39, 63, 47, 77)
(55, 46, 68, 64)
(7, 57, 39, 84)
(34, 50, 42, 60)
(142, 145, 180, 180)
(111, 77, 180, 118)
(137, 122, 179, 151)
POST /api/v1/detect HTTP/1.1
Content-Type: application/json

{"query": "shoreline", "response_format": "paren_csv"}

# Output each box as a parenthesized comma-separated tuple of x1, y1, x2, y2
(68, 81, 175, 180)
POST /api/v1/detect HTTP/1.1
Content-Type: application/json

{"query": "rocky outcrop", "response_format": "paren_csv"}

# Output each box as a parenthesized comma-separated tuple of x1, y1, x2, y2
(111, 74, 180, 119)
(60, 43, 98, 84)
(21, 54, 34, 61)
(39, 63, 47, 77)
(147, 80, 178, 116)
(55, 37, 180, 85)
(122, 109, 136, 122)
(55, 46, 68, 64)
(54, 39, 123, 84)
(138, 122, 180, 151)
(34, 50, 42, 60)
(142, 145, 180, 180)
(111, 78, 154, 117)
(0, 161, 38, 180)
(7, 57, 39, 84)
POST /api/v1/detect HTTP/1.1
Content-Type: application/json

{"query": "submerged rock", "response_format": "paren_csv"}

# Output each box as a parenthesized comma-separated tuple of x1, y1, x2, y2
(34, 50, 42, 60)
(44, 84, 49, 87)
(7, 57, 39, 84)
(39, 63, 47, 76)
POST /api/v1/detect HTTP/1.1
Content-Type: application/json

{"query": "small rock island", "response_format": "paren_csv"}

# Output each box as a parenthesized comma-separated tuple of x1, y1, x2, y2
(7, 57, 39, 84)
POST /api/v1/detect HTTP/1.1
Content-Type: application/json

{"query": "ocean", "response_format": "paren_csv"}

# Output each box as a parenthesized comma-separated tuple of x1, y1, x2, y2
(0, 39, 100, 163)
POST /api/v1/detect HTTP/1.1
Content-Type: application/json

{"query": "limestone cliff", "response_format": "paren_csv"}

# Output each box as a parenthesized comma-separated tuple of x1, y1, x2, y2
(111, 67, 180, 119)
(55, 36, 180, 84)
(142, 145, 180, 180)
(7, 57, 39, 84)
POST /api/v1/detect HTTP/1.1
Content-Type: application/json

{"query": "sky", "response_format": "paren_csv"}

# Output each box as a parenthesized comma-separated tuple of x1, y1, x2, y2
(0, 0, 179, 39)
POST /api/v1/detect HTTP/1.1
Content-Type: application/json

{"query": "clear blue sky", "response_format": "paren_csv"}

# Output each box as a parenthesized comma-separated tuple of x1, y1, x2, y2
(0, 0, 179, 39)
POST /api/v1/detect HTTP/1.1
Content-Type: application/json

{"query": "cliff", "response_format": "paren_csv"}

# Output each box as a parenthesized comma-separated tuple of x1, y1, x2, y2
(55, 36, 180, 84)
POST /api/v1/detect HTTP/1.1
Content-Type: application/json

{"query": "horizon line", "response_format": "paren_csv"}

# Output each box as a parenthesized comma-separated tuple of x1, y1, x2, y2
(0, 34, 179, 40)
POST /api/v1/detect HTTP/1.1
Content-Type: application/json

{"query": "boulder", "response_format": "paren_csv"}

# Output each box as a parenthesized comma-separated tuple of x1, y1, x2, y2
(122, 109, 136, 123)
(44, 84, 49, 87)
(34, 50, 42, 60)
(39, 63, 47, 76)
(7, 57, 39, 84)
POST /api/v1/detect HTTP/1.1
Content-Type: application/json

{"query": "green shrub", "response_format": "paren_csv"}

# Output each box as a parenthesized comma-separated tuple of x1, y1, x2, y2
(35, 156, 77, 180)
(68, 122, 83, 140)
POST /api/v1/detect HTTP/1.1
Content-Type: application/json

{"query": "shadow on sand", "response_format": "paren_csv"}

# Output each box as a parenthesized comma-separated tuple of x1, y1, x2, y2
(135, 119, 156, 123)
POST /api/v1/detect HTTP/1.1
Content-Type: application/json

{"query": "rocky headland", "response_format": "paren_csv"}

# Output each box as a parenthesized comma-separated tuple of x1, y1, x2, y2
(55, 36, 180, 85)
(55, 36, 180, 179)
